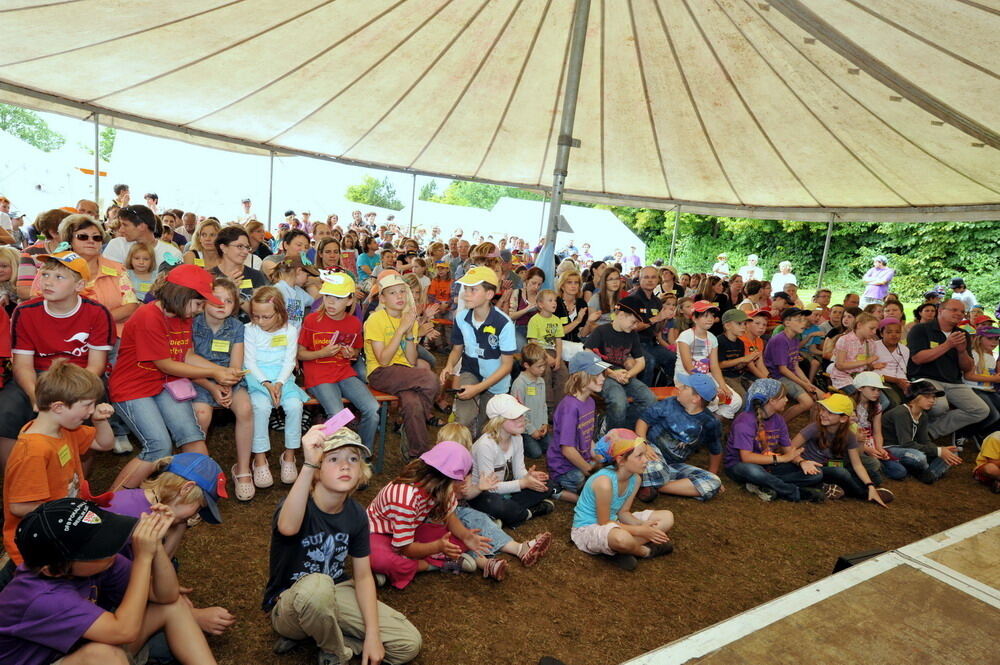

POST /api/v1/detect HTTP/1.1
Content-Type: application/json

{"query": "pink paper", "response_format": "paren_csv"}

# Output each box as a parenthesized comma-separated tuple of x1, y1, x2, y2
(323, 408, 356, 435)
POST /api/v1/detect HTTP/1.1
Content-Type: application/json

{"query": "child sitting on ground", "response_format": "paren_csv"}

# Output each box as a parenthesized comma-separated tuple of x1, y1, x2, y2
(2, 359, 114, 570)
(527, 288, 568, 407)
(764, 307, 825, 422)
(366, 440, 501, 588)
(510, 342, 551, 458)
(881, 380, 962, 484)
(547, 351, 609, 503)
(634, 373, 724, 503)
(571, 429, 675, 571)
(828, 312, 885, 394)
(873, 318, 910, 406)
(467, 394, 554, 527)
(973, 431, 1000, 494)
(850, 372, 906, 482)
(264, 425, 422, 665)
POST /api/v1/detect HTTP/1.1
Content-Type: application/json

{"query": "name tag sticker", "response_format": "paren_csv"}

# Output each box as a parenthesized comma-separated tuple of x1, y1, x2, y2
(100, 265, 117, 276)
(211, 339, 230, 353)
(271, 334, 287, 347)
(57, 445, 71, 467)
(526, 386, 537, 396)
(827, 460, 844, 468)
(138, 282, 151, 292)
(929, 341, 939, 349)
(194, 258, 205, 267)
(483, 326, 496, 334)
(239, 279, 253, 289)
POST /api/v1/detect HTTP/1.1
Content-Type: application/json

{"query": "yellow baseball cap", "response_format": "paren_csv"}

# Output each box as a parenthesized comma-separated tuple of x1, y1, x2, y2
(457, 266, 499, 288)
(37, 251, 90, 282)
(818, 394, 855, 416)
(319, 271, 355, 298)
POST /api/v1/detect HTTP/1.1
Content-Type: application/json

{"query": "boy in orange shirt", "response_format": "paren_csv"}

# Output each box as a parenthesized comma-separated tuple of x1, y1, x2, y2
(2, 359, 114, 573)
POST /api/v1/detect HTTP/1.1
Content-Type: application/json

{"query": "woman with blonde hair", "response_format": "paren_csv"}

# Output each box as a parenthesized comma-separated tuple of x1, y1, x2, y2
(0, 246, 21, 311)
(555, 270, 589, 343)
(184, 218, 222, 271)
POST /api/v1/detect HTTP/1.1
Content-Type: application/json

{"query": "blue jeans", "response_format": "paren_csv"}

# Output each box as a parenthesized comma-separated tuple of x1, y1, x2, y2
(725, 462, 822, 502)
(309, 377, 379, 452)
(550, 468, 586, 494)
(524, 432, 551, 459)
(250, 390, 303, 454)
(820, 465, 869, 499)
(601, 377, 655, 430)
(114, 389, 205, 462)
(455, 506, 511, 556)
(640, 340, 676, 387)
(885, 446, 950, 481)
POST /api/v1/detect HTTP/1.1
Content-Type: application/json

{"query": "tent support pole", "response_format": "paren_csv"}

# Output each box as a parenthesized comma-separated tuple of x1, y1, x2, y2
(93, 114, 100, 203)
(267, 151, 275, 232)
(669, 205, 681, 265)
(817, 213, 835, 289)
(408, 173, 416, 237)
(543, 0, 591, 249)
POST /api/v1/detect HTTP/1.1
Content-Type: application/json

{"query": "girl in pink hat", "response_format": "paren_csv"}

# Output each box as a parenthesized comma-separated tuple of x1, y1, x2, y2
(366, 441, 504, 588)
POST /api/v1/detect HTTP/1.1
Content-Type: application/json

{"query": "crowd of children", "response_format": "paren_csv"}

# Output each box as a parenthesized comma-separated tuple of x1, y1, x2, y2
(0, 203, 996, 664)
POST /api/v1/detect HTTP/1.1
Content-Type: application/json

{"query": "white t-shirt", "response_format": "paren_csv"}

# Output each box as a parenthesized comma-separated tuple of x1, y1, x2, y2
(954, 290, 977, 312)
(103, 237, 182, 268)
(0, 212, 12, 232)
(675, 328, 718, 383)
(738, 266, 764, 282)
(770, 272, 797, 289)
(874, 340, 909, 380)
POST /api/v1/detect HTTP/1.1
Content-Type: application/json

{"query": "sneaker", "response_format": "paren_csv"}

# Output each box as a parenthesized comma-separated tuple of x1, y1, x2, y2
(112, 435, 133, 454)
(822, 483, 845, 500)
(317, 650, 341, 665)
(273, 637, 302, 655)
(441, 553, 478, 574)
(607, 553, 638, 571)
(374, 573, 387, 587)
(517, 532, 553, 567)
(745, 483, 776, 502)
(528, 499, 555, 519)
(481, 557, 508, 581)
(644, 541, 674, 558)
(874, 487, 895, 504)
(917, 469, 938, 485)
(992, 480, 1000, 495)
(799, 486, 826, 503)
(636, 486, 659, 503)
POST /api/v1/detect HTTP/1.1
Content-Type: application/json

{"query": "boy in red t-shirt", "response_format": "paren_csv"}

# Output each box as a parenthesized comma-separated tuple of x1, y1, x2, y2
(298, 272, 379, 453)
(2, 359, 114, 573)
(0, 252, 115, 469)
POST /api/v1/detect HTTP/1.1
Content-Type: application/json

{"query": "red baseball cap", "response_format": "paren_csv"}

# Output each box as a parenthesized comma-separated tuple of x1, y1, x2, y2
(692, 300, 720, 313)
(748, 309, 770, 318)
(166, 264, 222, 305)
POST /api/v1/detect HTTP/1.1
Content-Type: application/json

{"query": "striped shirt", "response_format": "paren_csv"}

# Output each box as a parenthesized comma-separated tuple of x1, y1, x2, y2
(367, 482, 456, 549)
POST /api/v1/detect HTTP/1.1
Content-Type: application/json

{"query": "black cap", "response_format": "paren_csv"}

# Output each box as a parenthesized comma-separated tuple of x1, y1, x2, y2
(904, 379, 945, 402)
(284, 210, 295, 217)
(16, 498, 137, 568)
(950, 277, 965, 289)
(616, 295, 645, 319)
(781, 307, 807, 321)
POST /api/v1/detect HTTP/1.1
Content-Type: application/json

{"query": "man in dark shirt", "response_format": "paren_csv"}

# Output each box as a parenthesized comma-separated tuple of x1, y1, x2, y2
(906, 298, 993, 439)
(630, 266, 676, 387)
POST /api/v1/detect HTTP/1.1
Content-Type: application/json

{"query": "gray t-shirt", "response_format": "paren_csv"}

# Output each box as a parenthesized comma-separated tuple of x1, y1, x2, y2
(510, 373, 547, 434)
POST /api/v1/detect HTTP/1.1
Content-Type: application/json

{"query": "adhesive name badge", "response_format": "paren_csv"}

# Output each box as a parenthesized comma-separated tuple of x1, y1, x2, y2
(194, 258, 205, 267)
(526, 386, 537, 396)
(827, 460, 844, 468)
(271, 334, 288, 347)
(651, 309, 659, 316)
(483, 326, 496, 334)
(323, 407, 356, 435)
(139, 282, 151, 292)
(57, 444, 71, 467)
(929, 341, 939, 348)
(101, 265, 117, 276)
(211, 339, 230, 353)
(239, 278, 253, 289)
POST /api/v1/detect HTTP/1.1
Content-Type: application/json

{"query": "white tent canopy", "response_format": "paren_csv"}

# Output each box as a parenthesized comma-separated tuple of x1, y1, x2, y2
(0, 0, 998, 222)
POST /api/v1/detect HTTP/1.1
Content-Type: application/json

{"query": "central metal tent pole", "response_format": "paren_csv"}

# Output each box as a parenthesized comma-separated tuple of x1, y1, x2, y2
(408, 173, 416, 237)
(93, 114, 100, 204)
(669, 205, 681, 265)
(817, 212, 835, 289)
(267, 151, 275, 232)
(543, 0, 591, 249)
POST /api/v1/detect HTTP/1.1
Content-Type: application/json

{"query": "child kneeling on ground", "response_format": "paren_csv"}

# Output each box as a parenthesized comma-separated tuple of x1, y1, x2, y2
(265, 425, 422, 665)
(571, 429, 674, 571)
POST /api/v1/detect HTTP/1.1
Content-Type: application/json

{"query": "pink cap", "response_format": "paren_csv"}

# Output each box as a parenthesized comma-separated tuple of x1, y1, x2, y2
(419, 441, 473, 480)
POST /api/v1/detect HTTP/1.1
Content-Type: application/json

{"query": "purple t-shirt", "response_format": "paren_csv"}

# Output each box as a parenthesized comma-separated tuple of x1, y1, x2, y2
(547, 395, 595, 477)
(0, 555, 131, 665)
(107, 488, 152, 520)
(725, 411, 791, 468)
(764, 332, 800, 379)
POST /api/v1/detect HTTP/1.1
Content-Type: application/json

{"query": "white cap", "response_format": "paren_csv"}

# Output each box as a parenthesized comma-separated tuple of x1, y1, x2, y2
(852, 371, 886, 390)
(485, 394, 530, 420)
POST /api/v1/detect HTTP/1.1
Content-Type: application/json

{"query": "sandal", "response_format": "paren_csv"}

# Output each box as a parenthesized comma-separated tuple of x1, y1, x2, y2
(253, 461, 274, 489)
(231, 465, 255, 502)
(280, 453, 298, 485)
(518, 532, 553, 567)
(822, 483, 845, 500)
(482, 557, 508, 581)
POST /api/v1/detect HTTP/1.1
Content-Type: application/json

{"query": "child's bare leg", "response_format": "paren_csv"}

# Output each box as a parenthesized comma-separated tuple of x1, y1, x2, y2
(58, 642, 131, 665)
(111, 457, 156, 489)
(499, 541, 523, 556)
(783, 393, 814, 422)
(193, 404, 212, 439)
(232, 391, 253, 476)
(807, 359, 820, 382)
(555, 490, 579, 504)
(647, 509, 675, 533)
(607, 527, 650, 558)
(179, 440, 208, 456)
(658, 479, 700, 497)
(982, 462, 1000, 479)
(130, 599, 217, 665)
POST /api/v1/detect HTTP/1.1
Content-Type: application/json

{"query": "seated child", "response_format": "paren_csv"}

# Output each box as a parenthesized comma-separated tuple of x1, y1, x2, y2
(571, 429, 674, 571)
(509, 342, 551, 458)
(725, 378, 825, 502)
(800, 305, 827, 382)
(717, 309, 755, 399)
(634, 373, 724, 503)
(2, 359, 113, 569)
(764, 307, 825, 422)
(467, 394, 554, 527)
(873, 317, 910, 406)
(526, 289, 568, 407)
(547, 351, 608, 503)
(851, 372, 906, 482)
(973, 431, 1000, 494)
(791, 394, 893, 506)
(271, 256, 318, 327)
(881, 380, 962, 484)
(674, 300, 741, 419)
(124, 241, 156, 299)
(366, 441, 502, 589)
(264, 426, 422, 665)
(0, 498, 216, 664)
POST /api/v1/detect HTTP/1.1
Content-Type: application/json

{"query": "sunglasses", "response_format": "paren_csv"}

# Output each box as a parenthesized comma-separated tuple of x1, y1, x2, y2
(75, 233, 103, 242)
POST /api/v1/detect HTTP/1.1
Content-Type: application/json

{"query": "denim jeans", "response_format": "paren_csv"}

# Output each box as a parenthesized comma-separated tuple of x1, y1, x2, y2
(819, 465, 870, 499)
(725, 462, 823, 502)
(640, 340, 676, 387)
(309, 377, 379, 452)
(455, 505, 511, 556)
(250, 390, 303, 454)
(885, 446, 950, 481)
(114, 389, 205, 462)
(601, 377, 655, 431)
(550, 467, 586, 494)
(524, 432, 551, 459)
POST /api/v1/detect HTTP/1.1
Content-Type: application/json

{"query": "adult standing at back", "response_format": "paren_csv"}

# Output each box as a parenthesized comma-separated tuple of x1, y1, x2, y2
(711, 253, 731, 279)
(770, 261, 797, 292)
(949, 277, 977, 313)
(737, 255, 763, 282)
(861, 255, 894, 306)
(907, 298, 992, 440)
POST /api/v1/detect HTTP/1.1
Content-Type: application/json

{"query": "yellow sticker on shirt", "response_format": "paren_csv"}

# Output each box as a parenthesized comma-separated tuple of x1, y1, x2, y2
(526, 386, 537, 396)
(483, 326, 496, 334)
(57, 444, 71, 467)
(138, 282, 151, 292)
(271, 334, 288, 347)
(211, 339, 230, 353)
(929, 341, 939, 349)
(100, 265, 117, 276)
(239, 279, 253, 289)
(194, 258, 205, 267)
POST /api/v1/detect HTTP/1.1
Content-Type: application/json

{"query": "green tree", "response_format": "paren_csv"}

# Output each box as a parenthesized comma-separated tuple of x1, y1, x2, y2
(427, 180, 544, 209)
(99, 127, 116, 161)
(0, 104, 65, 152)
(345, 175, 404, 211)
(418, 180, 438, 201)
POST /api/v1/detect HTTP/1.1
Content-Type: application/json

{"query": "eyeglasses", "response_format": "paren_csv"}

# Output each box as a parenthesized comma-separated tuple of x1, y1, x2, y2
(228, 244, 251, 251)
(75, 233, 103, 242)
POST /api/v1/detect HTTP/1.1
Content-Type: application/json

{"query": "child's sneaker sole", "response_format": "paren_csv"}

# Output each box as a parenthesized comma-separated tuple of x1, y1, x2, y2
(745, 483, 776, 502)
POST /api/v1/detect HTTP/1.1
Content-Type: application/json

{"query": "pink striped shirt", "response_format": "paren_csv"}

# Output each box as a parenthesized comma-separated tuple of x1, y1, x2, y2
(367, 482, 456, 549)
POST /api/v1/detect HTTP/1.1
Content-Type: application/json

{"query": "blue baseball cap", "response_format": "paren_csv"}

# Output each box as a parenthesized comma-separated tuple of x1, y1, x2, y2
(568, 350, 611, 375)
(164, 453, 227, 524)
(677, 373, 718, 403)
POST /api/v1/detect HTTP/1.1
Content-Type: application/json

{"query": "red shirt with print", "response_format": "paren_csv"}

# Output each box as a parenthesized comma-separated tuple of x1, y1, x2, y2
(10, 296, 115, 371)
(298, 310, 362, 387)
(109, 303, 192, 402)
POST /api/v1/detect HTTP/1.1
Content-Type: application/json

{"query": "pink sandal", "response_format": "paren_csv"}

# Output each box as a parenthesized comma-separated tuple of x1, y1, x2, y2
(518, 532, 552, 567)
(253, 461, 274, 488)
(231, 465, 255, 501)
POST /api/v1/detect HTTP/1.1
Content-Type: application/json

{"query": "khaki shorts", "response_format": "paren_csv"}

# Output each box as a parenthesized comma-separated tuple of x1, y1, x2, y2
(571, 510, 655, 555)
